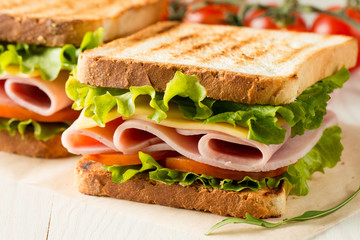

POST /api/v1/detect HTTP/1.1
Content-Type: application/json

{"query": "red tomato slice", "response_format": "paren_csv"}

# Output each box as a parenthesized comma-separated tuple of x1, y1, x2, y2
(87, 151, 288, 180)
(85, 151, 178, 166)
(164, 156, 288, 180)
(0, 104, 79, 122)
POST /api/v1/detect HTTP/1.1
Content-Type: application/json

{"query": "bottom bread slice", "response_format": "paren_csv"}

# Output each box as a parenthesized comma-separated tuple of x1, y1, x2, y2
(75, 158, 287, 218)
(0, 130, 71, 158)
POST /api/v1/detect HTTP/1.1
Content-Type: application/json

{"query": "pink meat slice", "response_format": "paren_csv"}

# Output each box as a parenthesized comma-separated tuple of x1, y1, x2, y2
(114, 120, 195, 155)
(1, 72, 72, 116)
(61, 118, 124, 155)
(61, 110, 337, 172)
(0, 79, 18, 107)
(113, 112, 337, 172)
(113, 119, 290, 171)
(262, 111, 337, 171)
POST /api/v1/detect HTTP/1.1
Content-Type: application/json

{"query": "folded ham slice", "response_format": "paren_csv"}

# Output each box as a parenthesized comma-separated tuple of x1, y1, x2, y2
(62, 118, 124, 155)
(0, 71, 72, 116)
(62, 111, 337, 172)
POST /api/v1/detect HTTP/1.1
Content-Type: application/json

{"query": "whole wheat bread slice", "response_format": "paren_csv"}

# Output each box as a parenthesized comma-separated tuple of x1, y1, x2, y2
(75, 158, 287, 218)
(0, 0, 163, 47)
(0, 130, 70, 158)
(77, 21, 357, 104)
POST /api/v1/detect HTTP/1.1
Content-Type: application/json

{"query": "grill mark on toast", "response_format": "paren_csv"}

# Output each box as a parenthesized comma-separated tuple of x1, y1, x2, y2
(204, 34, 260, 63)
(154, 22, 181, 35)
(106, 22, 181, 57)
(174, 29, 243, 60)
(191, 29, 242, 62)
(178, 33, 198, 41)
(151, 43, 172, 51)
(174, 42, 211, 57)
(234, 43, 277, 65)
(150, 33, 199, 52)
(170, 29, 225, 58)
(276, 43, 312, 64)
(129, 22, 181, 43)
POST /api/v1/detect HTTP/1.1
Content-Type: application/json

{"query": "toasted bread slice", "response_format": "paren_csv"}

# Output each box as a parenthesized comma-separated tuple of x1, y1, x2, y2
(75, 158, 287, 218)
(77, 21, 357, 104)
(0, 0, 163, 47)
(0, 130, 70, 158)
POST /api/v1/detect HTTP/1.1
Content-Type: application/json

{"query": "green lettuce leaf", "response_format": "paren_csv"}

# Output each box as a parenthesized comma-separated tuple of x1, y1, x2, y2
(283, 125, 343, 195)
(0, 118, 69, 141)
(104, 152, 264, 192)
(66, 67, 349, 144)
(0, 28, 103, 81)
(104, 126, 343, 196)
(206, 67, 349, 143)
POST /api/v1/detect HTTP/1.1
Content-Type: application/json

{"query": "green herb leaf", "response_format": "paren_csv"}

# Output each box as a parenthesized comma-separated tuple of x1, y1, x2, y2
(206, 186, 360, 235)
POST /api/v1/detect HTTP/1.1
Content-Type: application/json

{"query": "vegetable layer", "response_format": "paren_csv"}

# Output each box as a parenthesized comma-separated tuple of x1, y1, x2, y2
(0, 118, 69, 141)
(104, 125, 343, 196)
(0, 28, 103, 81)
(67, 67, 349, 145)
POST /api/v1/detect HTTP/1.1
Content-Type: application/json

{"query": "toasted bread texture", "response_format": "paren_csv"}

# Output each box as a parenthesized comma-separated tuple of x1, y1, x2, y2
(0, 130, 70, 158)
(75, 158, 287, 218)
(0, 0, 163, 47)
(77, 21, 357, 104)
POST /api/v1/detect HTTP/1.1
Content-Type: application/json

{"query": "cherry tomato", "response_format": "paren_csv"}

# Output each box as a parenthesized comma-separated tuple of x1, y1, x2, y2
(183, 3, 239, 25)
(312, 6, 360, 68)
(244, 9, 307, 32)
(160, 0, 169, 20)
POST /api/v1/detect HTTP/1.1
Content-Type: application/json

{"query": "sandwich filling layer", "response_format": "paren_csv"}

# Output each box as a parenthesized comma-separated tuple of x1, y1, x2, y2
(63, 110, 336, 172)
(0, 29, 103, 140)
(63, 69, 347, 195)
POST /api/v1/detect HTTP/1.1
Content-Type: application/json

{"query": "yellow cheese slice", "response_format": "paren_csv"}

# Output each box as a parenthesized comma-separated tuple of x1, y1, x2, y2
(74, 102, 250, 140)
(5, 65, 41, 77)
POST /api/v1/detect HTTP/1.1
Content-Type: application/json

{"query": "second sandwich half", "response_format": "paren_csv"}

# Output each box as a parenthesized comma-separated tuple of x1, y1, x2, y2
(62, 22, 357, 218)
(0, 0, 163, 158)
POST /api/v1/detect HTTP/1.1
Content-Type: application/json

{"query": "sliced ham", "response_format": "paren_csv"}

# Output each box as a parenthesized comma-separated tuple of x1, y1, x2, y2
(113, 121, 290, 171)
(63, 111, 337, 172)
(263, 111, 337, 171)
(0, 79, 20, 107)
(0, 71, 72, 116)
(62, 118, 124, 155)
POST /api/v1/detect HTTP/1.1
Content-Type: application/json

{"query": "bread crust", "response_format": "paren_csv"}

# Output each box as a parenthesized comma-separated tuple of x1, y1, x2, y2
(75, 158, 287, 218)
(0, 130, 70, 158)
(77, 21, 357, 104)
(0, 14, 99, 47)
(0, 0, 162, 46)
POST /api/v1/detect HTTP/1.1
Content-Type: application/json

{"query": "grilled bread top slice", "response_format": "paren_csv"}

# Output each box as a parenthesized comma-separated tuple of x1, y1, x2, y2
(0, 0, 163, 47)
(77, 21, 357, 105)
